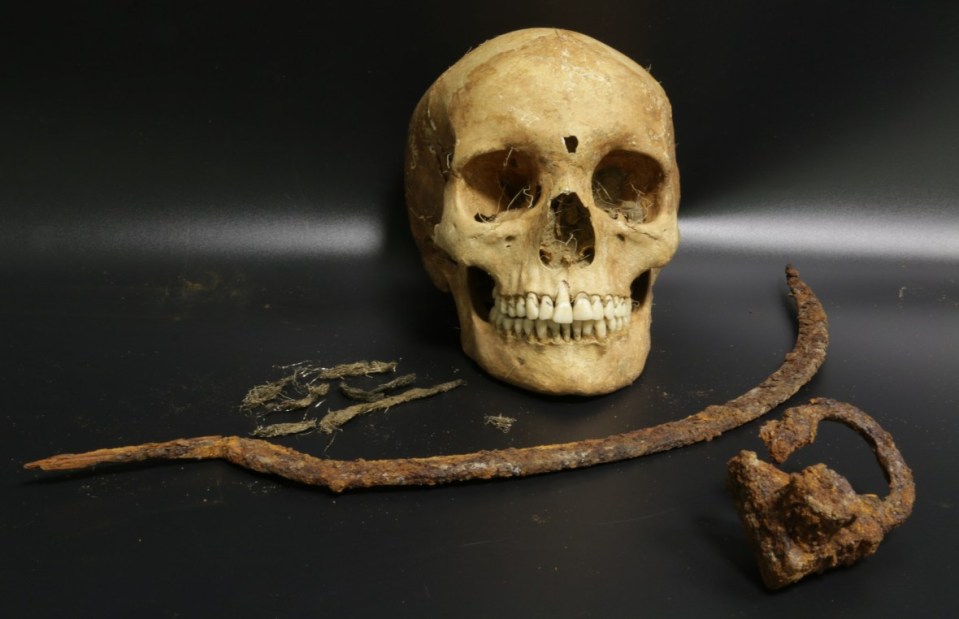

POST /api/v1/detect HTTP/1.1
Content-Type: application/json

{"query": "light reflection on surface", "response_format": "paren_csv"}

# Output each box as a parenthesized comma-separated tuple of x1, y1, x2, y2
(680, 210, 958, 260)
(24, 212, 386, 257)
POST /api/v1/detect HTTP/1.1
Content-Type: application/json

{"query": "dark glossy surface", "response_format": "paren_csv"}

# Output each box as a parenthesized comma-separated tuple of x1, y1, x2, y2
(3, 2, 957, 616)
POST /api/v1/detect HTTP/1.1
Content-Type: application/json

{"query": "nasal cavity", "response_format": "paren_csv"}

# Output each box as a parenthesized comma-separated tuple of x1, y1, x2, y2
(540, 192, 595, 267)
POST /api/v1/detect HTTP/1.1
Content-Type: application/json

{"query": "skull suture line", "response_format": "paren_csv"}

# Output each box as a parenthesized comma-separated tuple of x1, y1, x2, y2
(405, 29, 680, 395)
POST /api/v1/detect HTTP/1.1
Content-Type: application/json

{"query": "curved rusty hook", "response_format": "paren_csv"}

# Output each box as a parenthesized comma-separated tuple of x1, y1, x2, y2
(727, 398, 915, 589)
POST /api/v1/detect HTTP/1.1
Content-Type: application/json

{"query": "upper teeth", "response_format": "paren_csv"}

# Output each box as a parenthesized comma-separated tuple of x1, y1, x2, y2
(489, 282, 632, 342)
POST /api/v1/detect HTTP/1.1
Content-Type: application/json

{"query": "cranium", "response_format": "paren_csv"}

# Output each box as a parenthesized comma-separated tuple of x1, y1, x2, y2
(405, 28, 679, 395)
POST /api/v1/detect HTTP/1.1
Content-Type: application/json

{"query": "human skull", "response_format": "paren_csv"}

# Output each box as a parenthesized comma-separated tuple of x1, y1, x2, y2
(405, 28, 680, 395)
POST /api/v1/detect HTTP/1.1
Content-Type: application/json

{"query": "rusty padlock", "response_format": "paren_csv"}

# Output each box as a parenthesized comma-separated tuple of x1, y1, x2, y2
(727, 398, 915, 589)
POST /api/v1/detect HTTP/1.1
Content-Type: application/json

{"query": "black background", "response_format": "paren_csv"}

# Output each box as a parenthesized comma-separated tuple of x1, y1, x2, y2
(3, 1, 957, 616)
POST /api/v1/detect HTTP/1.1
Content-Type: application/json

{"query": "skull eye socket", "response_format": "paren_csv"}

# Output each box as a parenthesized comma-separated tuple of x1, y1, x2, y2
(591, 151, 664, 223)
(461, 149, 542, 222)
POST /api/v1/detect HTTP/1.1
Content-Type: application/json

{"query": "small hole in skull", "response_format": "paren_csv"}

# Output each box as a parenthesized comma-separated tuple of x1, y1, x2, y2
(467, 267, 496, 321)
(631, 270, 651, 309)
(563, 135, 578, 153)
